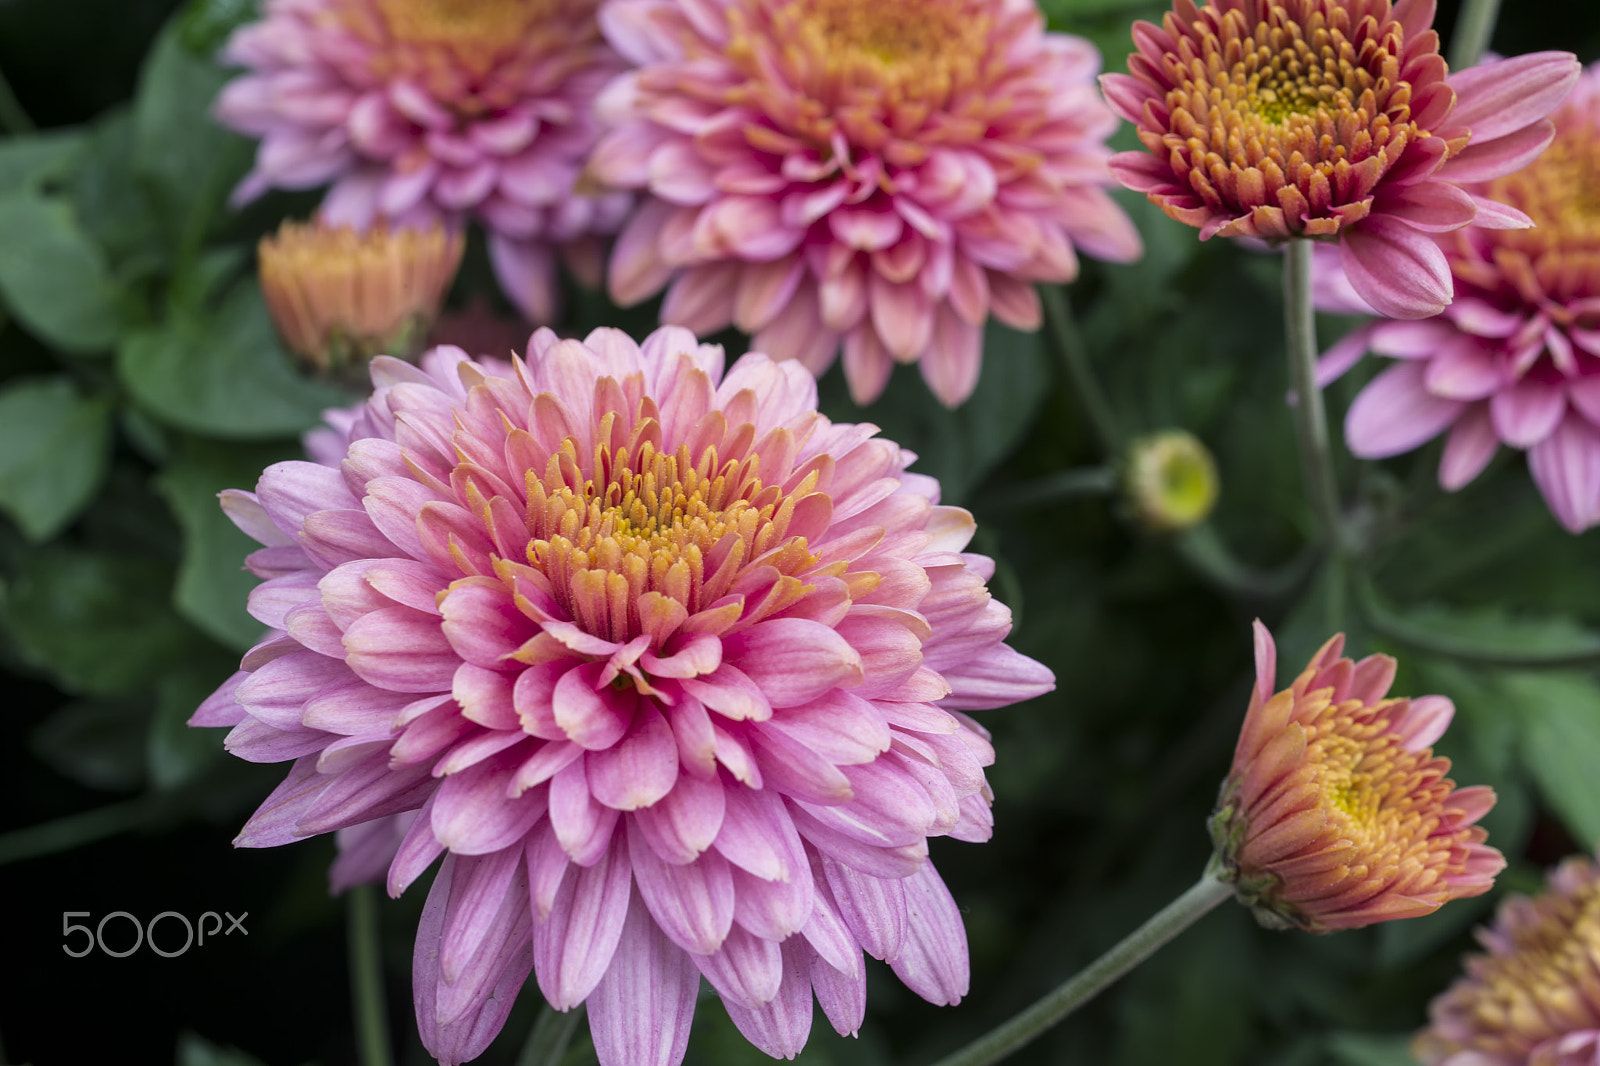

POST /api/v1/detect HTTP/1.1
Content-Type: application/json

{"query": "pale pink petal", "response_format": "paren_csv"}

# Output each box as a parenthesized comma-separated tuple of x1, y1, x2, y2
(1345, 361, 1466, 458)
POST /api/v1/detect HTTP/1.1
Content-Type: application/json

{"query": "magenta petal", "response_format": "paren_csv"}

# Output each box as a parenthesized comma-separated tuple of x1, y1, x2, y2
(1444, 52, 1580, 142)
(554, 662, 637, 749)
(192, 671, 249, 727)
(726, 619, 864, 708)
(587, 708, 680, 810)
(820, 858, 906, 961)
(531, 832, 633, 1009)
(1439, 120, 1557, 184)
(432, 761, 547, 855)
(720, 937, 814, 1058)
(1439, 406, 1499, 491)
(549, 757, 621, 865)
(1489, 377, 1566, 448)
(587, 889, 701, 1066)
(1339, 217, 1454, 320)
(1528, 417, 1600, 533)
(234, 755, 327, 847)
(693, 923, 782, 1009)
(713, 787, 806, 881)
(1344, 361, 1465, 459)
(633, 773, 726, 864)
(887, 863, 969, 1006)
(439, 847, 525, 985)
(731, 860, 814, 941)
(629, 818, 735, 954)
(1391, 694, 1455, 752)
(344, 606, 459, 693)
(811, 944, 866, 1037)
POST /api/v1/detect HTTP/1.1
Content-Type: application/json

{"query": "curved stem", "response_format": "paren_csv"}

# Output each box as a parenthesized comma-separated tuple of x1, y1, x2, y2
(1174, 524, 1317, 601)
(518, 1003, 587, 1066)
(1283, 239, 1343, 554)
(1039, 284, 1122, 455)
(928, 869, 1233, 1066)
(348, 885, 394, 1066)
(1448, 0, 1503, 71)
(0, 799, 150, 866)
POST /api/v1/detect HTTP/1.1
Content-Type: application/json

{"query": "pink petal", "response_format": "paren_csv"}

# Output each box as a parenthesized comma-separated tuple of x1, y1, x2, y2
(1344, 361, 1465, 458)
(887, 863, 968, 1006)
(1528, 417, 1600, 532)
(720, 937, 815, 1059)
(587, 708, 679, 810)
(1439, 405, 1499, 490)
(628, 819, 735, 954)
(1339, 217, 1454, 320)
(1444, 52, 1580, 142)
(1490, 377, 1566, 448)
(587, 889, 701, 1066)
(531, 832, 633, 1009)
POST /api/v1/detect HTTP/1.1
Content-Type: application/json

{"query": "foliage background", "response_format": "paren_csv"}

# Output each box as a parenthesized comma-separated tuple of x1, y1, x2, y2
(2, 1, 1599, 1064)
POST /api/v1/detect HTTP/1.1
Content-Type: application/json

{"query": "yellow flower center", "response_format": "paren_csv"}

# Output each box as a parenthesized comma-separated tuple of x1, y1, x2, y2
(375, 0, 545, 48)
(1152, 0, 1447, 235)
(492, 426, 847, 643)
(1439, 861, 1600, 1060)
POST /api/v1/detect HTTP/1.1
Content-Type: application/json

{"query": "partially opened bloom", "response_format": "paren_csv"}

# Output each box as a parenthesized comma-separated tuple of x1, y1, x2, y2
(1123, 429, 1218, 532)
(190, 327, 1052, 1064)
(1321, 64, 1600, 532)
(260, 219, 463, 376)
(589, 0, 1142, 406)
(1415, 852, 1600, 1066)
(1208, 621, 1502, 932)
(215, 0, 631, 323)
(1102, 0, 1579, 319)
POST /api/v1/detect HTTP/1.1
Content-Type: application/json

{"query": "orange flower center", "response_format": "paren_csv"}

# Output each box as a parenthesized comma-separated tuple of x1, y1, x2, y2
(1149, 0, 1447, 236)
(374, 0, 545, 49)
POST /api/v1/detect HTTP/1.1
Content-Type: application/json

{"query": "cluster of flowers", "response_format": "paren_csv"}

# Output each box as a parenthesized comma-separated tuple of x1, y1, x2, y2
(199, 0, 1600, 1064)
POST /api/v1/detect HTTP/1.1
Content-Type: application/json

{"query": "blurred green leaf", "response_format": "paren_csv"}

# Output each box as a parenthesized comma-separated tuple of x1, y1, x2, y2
(0, 376, 113, 540)
(31, 698, 149, 791)
(1505, 672, 1600, 848)
(148, 666, 231, 789)
(72, 108, 167, 272)
(0, 128, 83, 193)
(133, 19, 252, 247)
(175, 1031, 270, 1066)
(179, 0, 261, 53)
(1324, 1032, 1417, 1066)
(155, 439, 289, 650)
(1360, 584, 1600, 668)
(0, 190, 124, 352)
(0, 548, 195, 695)
(118, 276, 350, 438)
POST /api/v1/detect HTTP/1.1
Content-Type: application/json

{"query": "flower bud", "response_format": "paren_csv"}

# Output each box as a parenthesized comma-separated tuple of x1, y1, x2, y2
(1123, 430, 1218, 532)
(1208, 621, 1503, 932)
(258, 220, 463, 379)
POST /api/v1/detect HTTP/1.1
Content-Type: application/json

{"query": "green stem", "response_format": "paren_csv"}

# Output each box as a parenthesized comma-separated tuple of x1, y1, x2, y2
(1282, 239, 1343, 554)
(928, 870, 1233, 1066)
(1039, 284, 1122, 455)
(1447, 0, 1503, 71)
(517, 1003, 587, 1066)
(1173, 525, 1317, 600)
(348, 885, 394, 1066)
(0, 799, 149, 866)
(983, 466, 1119, 511)
(0, 62, 34, 135)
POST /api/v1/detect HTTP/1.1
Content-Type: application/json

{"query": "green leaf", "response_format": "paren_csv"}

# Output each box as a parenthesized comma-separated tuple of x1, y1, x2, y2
(0, 376, 113, 540)
(72, 108, 167, 271)
(118, 277, 352, 439)
(133, 18, 253, 245)
(817, 320, 1050, 504)
(0, 128, 84, 193)
(1324, 1032, 1417, 1066)
(155, 439, 292, 650)
(1505, 672, 1600, 848)
(1360, 583, 1600, 668)
(31, 699, 150, 791)
(179, 0, 262, 53)
(148, 666, 232, 789)
(0, 191, 124, 352)
(0, 548, 196, 695)
(175, 1032, 270, 1066)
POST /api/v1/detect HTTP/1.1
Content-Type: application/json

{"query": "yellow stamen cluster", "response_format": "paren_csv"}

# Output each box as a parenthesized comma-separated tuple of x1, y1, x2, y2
(334, 0, 596, 111)
(258, 220, 463, 377)
(1152, 0, 1444, 234)
(723, 0, 991, 148)
(1459, 114, 1600, 305)
(1417, 856, 1600, 1064)
(517, 431, 833, 642)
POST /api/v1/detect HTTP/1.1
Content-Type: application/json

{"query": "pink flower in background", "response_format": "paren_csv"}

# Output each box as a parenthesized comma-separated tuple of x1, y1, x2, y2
(1414, 851, 1600, 1066)
(588, 0, 1142, 407)
(1102, 0, 1578, 319)
(215, 0, 631, 323)
(191, 327, 1052, 1064)
(1319, 64, 1600, 532)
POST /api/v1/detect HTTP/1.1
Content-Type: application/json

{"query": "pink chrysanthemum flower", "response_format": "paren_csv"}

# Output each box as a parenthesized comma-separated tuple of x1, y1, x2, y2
(1318, 64, 1600, 532)
(1208, 621, 1502, 932)
(1415, 851, 1600, 1066)
(190, 327, 1052, 1065)
(1101, 0, 1579, 320)
(587, 0, 1143, 407)
(215, 0, 632, 323)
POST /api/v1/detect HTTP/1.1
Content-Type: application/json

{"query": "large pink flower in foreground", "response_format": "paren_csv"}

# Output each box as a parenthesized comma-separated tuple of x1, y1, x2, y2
(215, 0, 631, 323)
(1102, 0, 1579, 319)
(588, 0, 1142, 406)
(191, 328, 1052, 1064)
(1319, 64, 1600, 532)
